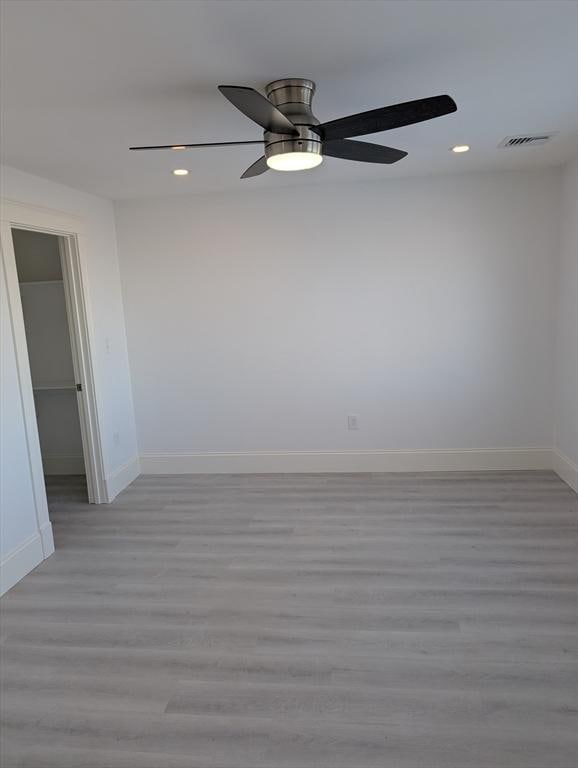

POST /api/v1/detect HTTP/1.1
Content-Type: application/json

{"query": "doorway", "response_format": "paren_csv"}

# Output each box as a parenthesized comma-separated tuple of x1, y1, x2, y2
(12, 229, 88, 502)
(1, 200, 107, 512)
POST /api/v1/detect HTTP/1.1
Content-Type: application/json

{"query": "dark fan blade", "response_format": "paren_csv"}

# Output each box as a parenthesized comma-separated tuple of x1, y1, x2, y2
(324, 139, 407, 164)
(317, 95, 457, 141)
(241, 155, 269, 179)
(130, 140, 264, 150)
(219, 86, 298, 135)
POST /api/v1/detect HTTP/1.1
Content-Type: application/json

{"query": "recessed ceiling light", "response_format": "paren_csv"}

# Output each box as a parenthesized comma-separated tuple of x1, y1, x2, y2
(172, 169, 189, 176)
(451, 145, 470, 153)
(172, 146, 186, 150)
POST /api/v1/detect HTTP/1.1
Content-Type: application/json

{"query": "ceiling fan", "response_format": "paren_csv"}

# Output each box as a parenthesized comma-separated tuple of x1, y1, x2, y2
(130, 79, 457, 179)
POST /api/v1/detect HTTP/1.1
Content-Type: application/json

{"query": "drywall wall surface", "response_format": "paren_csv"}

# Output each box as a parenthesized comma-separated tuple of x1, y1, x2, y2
(1, 165, 138, 481)
(116, 168, 559, 458)
(554, 158, 578, 467)
(17, 281, 75, 387)
(12, 228, 62, 281)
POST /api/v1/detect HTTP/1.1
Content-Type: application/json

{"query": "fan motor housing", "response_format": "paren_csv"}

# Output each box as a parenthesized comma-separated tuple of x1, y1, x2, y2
(264, 78, 322, 163)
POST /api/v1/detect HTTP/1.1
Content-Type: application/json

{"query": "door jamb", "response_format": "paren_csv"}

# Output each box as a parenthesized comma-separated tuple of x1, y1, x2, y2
(1, 199, 107, 505)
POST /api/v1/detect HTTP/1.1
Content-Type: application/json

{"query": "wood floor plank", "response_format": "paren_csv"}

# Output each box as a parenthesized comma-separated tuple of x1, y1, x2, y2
(164, 677, 577, 732)
(2, 706, 577, 767)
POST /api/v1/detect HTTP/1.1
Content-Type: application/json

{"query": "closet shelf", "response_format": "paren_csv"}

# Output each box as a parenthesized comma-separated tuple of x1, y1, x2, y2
(33, 382, 76, 391)
(20, 279, 64, 287)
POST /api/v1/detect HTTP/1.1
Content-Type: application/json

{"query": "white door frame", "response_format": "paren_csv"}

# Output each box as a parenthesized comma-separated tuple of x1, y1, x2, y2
(0, 199, 107, 504)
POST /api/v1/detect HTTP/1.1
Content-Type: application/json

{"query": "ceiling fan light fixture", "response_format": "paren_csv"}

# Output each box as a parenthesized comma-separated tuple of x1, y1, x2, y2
(131, 79, 457, 180)
(266, 151, 323, 172)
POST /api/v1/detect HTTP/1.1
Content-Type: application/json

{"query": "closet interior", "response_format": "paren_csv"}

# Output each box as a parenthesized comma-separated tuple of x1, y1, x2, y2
(12, 228, 87, 495)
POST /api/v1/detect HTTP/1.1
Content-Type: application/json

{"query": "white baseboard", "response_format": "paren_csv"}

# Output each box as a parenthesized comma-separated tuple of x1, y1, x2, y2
(0, 532, 44, 596)
(139, 447, 552, 475)
(106, 455, 141, 502)
(552, 449, 578, 492)
(39, 521, 55, 557)
(42, 454, 85, 475)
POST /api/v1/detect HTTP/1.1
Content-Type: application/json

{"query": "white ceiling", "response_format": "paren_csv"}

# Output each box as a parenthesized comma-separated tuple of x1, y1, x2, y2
(1, 0, 577, 200)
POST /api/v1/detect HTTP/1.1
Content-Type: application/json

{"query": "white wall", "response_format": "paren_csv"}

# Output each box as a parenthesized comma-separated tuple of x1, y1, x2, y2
(1, 165, 139, 592)
(1, 165, 139, 487)
(116, 168, 560, 472)
(553, 158, 578, 489)
(20, 281, 85, 475)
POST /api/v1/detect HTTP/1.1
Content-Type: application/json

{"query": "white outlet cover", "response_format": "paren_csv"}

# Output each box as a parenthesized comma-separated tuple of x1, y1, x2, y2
(347, 414, 359, 430)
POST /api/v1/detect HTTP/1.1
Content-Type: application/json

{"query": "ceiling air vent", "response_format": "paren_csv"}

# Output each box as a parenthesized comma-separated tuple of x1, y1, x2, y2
(498, 133, 556, 148)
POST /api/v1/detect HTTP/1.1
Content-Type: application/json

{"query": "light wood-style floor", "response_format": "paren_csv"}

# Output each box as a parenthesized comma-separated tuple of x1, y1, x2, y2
(1, 471, 577, 767)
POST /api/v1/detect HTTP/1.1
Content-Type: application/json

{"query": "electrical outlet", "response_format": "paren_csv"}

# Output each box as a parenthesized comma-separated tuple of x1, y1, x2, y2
(347, 414, 359, 431)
